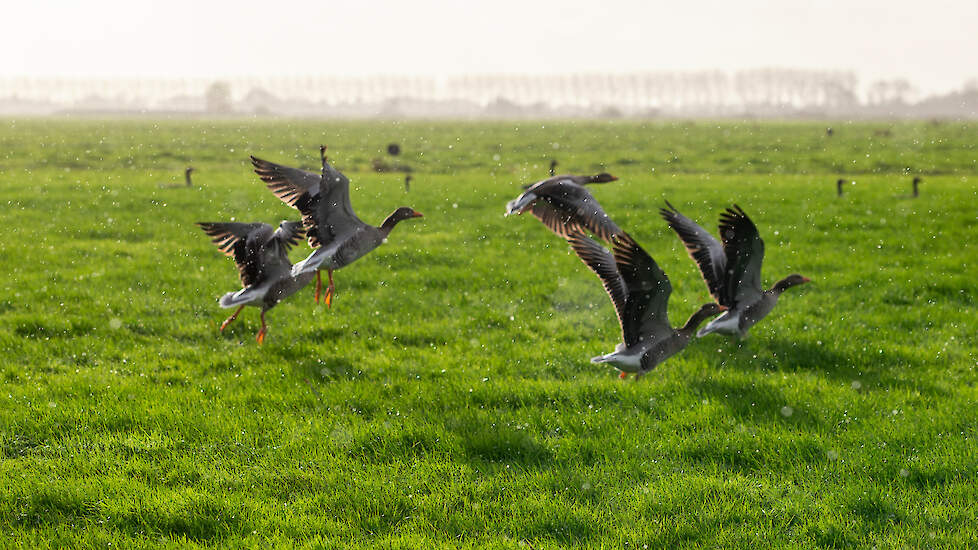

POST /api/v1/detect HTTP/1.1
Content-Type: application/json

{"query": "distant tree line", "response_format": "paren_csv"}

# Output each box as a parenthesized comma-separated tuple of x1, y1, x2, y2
(0, 70, 974, 118)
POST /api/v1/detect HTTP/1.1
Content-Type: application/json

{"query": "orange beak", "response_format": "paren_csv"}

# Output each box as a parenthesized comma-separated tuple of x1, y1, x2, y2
(717, 305, 729, 311)
(412, 211, 424, 218)
(802, 277, 811, 283)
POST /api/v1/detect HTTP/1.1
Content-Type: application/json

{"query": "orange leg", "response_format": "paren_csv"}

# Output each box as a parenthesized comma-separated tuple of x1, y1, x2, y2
(256, 311, 268, 345)
(314, 271, 322, 303)
(221, 305, 245, 331)
(619, 371, 628, 380)
(323, 269, 335, 308)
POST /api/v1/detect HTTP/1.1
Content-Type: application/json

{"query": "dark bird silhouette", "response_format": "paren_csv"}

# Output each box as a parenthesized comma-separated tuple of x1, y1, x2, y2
(159, 167, 195, 189)
(251, 146, 423, 308)
(549, 159, 558, 176)
(660, 202, 810, 339)
(913, 176, 922, 198)
(567, 230, 725, 379)
(197, 220, 309, 344)
(837, 178, 845, 197)
(507, 173, 621, 241)
(405, 174, 412, 192)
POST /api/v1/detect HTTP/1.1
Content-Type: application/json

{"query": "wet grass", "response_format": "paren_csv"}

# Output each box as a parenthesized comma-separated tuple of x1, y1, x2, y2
(0, 119, 976, 548)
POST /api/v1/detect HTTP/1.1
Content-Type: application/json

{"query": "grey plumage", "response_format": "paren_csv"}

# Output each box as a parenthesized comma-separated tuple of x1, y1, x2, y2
(197, 220, 311, 343)
(251, 148, 422, 307)
(506, 173, 621, 241)
(659, 202, 809, 338)
(567, 230, 723, 378)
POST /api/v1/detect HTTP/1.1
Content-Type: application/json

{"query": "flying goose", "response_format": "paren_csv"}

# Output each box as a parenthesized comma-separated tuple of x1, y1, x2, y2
(198, 220, 309, 344)
(567, 230, 725, 379)
(659, 202, 810, 338)
(506, 173, 621, 241)
(251, 146, 423, 308)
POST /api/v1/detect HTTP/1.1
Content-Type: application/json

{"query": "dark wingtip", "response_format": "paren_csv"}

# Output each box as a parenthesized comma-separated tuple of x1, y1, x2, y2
(659, 200, 679, 220)
(659, 201, 681, 224)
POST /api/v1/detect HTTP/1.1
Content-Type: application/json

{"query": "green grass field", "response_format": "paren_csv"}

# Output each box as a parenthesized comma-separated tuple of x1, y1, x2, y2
(1, 119, 976, 548)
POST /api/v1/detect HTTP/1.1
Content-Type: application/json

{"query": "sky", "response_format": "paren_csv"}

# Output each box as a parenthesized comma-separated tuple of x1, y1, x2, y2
(4, 0, 976, 95)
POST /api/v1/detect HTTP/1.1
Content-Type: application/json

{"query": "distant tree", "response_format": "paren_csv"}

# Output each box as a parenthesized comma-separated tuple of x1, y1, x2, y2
(888, 79, 914, 104)
(205, 81, 232, 113)
(867, 79, 914, 105)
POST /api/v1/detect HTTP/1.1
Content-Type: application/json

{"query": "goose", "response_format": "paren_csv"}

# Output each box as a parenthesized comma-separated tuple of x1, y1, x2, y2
(197, 220, 309, 344)
(566, 230, 725, 379)
(404, 174, 412, 192)
(549, 159, 558, 176)
(506, 173, 621, 241)
(159, 167, 194, 189)
(912, 176, 921, 198)
(837, 178, 844, 197)
(251, 146, 423, 308)
(659, 202, 810, 339)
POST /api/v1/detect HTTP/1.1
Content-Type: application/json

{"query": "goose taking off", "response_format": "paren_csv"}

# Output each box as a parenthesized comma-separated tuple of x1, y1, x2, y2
(506, 173, 621, 241)
(198, 220, 309, 344)
(659, 202, 809, 339)
(567, 231, 725, 379)
(251, 146, 423, 308)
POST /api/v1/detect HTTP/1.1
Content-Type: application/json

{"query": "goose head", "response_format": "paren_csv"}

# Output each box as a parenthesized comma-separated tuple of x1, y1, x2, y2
(772, 274, 811, 294)
(587, 173, 618, 184)
(381, 207, 423, 233)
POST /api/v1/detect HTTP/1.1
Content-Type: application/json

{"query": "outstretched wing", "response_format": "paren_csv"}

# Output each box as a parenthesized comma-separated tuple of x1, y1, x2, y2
(197, 222, 274, 288)
(529, 178, 621, 241)
(718, 204, 765, 306)
(612, 232, 673, 347)
(250, 156, 322, 208)
(660, 201, 730, 306)
(272, 220, 306, 252)
(566, 231, 627, 341)
(531, 201, 592, 239)
(316, 158, 366, 242)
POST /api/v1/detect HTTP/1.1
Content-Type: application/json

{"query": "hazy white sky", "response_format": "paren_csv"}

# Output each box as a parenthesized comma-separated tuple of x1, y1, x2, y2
(4, 0, 976, 93)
